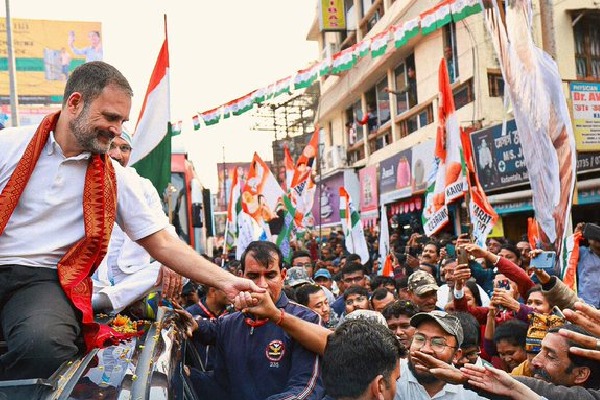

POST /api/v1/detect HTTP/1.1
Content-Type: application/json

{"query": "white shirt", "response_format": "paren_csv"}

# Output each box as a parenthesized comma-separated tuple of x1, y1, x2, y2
(395, 358, 488, 400)
(0, 125, 168, 268)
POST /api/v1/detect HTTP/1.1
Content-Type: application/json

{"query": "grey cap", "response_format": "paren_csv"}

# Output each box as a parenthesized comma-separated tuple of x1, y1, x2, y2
(285, 266, 314, 288)
(408, 270, 439, 296)
(410, 310, 464, 347)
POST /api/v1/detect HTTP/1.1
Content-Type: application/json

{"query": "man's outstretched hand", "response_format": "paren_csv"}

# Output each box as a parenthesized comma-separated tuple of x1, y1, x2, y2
(221, 276, 266, 303)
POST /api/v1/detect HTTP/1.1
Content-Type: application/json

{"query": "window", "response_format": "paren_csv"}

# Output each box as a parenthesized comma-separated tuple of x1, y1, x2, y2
(574, 13, 600, 80)
(351, 100, 364, 142)
(376, 77, 391, 126)
(328, 121, 334, 146)
(393, 54, 417, 114)
(453, 78, 474, 110)
(442, 23, 459, 83)
(397, 102, 434, 138)
(488, 72, 504, 97)
(394, 63, 409, 115)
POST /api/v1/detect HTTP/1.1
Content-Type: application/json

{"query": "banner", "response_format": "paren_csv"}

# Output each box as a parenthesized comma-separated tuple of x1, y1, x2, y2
(339, 187, 370, 264)
(570, 82, 600, 151)
(481, 0, 577, 255)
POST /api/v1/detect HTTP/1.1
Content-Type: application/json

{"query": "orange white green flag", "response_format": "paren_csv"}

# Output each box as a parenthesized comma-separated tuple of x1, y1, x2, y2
(422, 57, 467, 236)
(339, 187, 370, 264)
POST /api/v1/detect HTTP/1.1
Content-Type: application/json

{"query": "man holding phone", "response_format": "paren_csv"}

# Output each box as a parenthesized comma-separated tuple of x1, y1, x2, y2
(576, 222, 600, 308)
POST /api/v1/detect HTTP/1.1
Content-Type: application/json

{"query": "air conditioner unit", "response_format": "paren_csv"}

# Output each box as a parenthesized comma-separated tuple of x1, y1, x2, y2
(325, 145, 347, 170)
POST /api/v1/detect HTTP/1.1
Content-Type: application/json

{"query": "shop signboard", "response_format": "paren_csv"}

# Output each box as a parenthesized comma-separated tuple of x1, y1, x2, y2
(379, 148, 412, 204)
(312, 172, 344, 226)
(359, 165, 378, 215)
(470, 120, 528, 191)
(411, 140, 435, 192)
(570, 82, 600, 151)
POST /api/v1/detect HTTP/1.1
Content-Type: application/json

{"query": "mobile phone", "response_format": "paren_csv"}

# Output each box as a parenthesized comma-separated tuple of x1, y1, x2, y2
(551, 306, 565, 319)
(497, 279, 510, 291)
(530, 251, 557, 274)
(445, 243, 456, 258)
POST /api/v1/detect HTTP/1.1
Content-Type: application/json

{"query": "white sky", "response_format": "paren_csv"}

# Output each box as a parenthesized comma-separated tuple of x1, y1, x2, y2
(2, 1, 318, 192)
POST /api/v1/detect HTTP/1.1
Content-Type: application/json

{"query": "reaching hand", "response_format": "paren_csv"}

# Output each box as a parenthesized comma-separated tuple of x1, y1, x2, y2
(411, 351, 465, 384)
(234, 291, 279, 321)
(559, 327, 600, 361)
(155, 265, 184, 300)
(461, 364, 540, 399)
(491, 289, 520, 311)
(172, 303, 198, 338)
(222, 276, 266, 303)
(562, 301, 600, 337)
(463, 243, 487, 259)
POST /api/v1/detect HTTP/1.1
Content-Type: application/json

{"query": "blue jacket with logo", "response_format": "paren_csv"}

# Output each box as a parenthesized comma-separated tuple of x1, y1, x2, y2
(194, 292, 324, 400)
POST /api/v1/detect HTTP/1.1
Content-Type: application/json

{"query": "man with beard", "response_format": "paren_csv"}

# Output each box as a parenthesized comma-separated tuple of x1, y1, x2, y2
(396, 310, 491, 399)
(524, 324, 600, 390)
(0, 61, 261, 381)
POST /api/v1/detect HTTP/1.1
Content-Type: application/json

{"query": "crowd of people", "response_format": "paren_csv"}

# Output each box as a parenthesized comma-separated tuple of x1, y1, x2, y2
(2, 60, 600, 400)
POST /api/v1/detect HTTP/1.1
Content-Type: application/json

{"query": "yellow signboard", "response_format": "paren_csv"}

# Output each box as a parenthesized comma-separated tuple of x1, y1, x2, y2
(0, 18, 102, 103)
(319, 0, 346, 32)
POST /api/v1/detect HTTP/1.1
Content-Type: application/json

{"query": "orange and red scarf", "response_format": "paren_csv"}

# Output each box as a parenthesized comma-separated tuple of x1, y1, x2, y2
(0, 112, 132, 350)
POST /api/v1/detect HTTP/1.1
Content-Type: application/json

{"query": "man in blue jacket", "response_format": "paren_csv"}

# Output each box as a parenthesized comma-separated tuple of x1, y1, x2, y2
(190, 240, 324, 400)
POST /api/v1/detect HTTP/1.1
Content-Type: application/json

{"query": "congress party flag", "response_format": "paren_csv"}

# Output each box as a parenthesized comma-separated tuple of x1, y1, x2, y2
(339, 187, 370, 264)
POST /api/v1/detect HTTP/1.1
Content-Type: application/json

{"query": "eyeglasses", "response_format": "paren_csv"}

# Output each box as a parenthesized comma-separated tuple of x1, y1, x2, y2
(293, 262, 313, 268)
(343, 276, 365, 284)
(411, 333, 457, 353)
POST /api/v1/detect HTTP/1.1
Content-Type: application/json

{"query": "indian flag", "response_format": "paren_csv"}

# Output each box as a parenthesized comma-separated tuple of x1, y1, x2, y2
(172, 120, 182, 136)
(192, 115, 200, 131)
(252, 87, 266, 105)
(294, 64, 319, 90)
(283, 144, 294, 191)
(332, 45, 357, 74)
(358, 38, 371, 58)
(339, 187, 370, 264)
(451, 0, 482, 22)
(370, 30, 389, 58)
(436, 0, 453, 29)
(274, 76, 292, 98)
(130, 31, 171, 196)
(275, 194, 297, 263)
(232, 93, 254, 116)
(319, 57, 332, 77)
(225, 166, 242, 251)
(420, 8, 437, 36)
(394, 17, 420, 48)
(199, 107, 221, 126)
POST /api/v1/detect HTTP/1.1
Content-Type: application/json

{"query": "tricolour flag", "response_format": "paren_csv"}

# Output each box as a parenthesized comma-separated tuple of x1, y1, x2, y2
(225, 167, 242, 251)
(378, 204, 390, 275)
(319, 57, 332, 77)
(393, 17, 420, 48)
(451, 0, 482, 22)
(294, 64, 319, 90)
(283, 144, 295, 191)
(199, 107, 221, 126)
(192, 115, 200, 131)
(252, 87, 266, 105)
(339, 187, 370, 264)
(130, 23, 171, 195)
(274, 76, 292, 98)
(172, 120, 182, 136)
(357, 38, 371, 58)
(232, 92, 254, 116)
(289, 128, 319, 228)
(332, 45, 357, 74)
(436, 0, 453, 29)
(275, 194, 297, 263)
(370, 30, 389, 58)
(420, 8, 438, 36)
